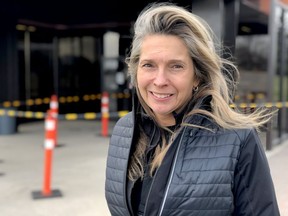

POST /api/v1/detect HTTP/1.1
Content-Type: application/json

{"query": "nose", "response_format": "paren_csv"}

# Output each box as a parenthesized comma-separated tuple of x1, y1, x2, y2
(153, 70, 168, 87)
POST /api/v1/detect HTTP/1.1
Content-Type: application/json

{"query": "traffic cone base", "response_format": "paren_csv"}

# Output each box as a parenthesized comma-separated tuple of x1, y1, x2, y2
(31, 189, 63, 200)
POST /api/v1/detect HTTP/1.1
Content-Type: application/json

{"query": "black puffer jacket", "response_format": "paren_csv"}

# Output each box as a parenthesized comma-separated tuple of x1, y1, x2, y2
(105, 104, 280, 216)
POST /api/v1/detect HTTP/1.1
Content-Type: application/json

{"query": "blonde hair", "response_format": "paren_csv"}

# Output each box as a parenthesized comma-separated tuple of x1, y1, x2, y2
(126, 2, 276, 180)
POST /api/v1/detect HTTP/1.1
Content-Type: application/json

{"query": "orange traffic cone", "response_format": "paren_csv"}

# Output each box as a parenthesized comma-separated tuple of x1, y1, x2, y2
(101, 92, 109, 137)
(31, 110, 62, 199)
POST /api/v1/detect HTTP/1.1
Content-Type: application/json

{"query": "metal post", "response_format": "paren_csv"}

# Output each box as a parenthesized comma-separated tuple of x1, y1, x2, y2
(266, 0, 278, 148)
(267, 0, 277, 102)
(53, 37, 59, 96)
(278, 8, 287, 141)
(266, 115, 272, 151)
(277, 0, 288, 136)
(24, 30, 31, 110)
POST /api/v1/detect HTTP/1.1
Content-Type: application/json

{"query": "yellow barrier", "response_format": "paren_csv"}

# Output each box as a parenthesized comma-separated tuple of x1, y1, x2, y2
(0, 109, 46, 119)
(0, 93, 131, 108)
(0, 109, 130, 120)
(0, 101, 287, 120)
(229, 102, 288, 109)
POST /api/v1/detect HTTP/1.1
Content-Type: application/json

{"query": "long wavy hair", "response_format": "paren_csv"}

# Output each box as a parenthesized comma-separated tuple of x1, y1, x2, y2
(126, 2, 275, 180)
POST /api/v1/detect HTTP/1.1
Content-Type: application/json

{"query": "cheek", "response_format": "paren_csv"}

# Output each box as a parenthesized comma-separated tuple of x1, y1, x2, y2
(178, 79, 194, 97)
(137, 73, 149, 88)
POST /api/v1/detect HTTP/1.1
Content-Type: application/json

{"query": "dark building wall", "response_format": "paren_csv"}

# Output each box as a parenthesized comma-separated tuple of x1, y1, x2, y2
(0, 14, 19, 102)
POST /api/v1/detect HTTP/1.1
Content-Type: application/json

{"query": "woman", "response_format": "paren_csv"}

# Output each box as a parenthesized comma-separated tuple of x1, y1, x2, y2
(105, 2, 280, 216)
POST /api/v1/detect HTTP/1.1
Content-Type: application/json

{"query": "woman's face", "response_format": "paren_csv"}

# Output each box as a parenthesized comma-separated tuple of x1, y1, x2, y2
(137, 35, 197, 126)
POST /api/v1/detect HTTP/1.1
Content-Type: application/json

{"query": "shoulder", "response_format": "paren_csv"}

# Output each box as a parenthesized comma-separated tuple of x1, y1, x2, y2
(197, 115, 255, 139)
(113, 111, 133, 132)
(111, 111, 134, 140)
(192, 116, 258, 148)
(231, 127, 260, 148)
(114, 111, 133, 127)
(218, 127, 259, 148)
(214, 127, 263, 158)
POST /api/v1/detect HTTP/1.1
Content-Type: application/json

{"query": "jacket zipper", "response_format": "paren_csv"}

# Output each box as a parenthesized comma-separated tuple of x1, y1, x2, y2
(158, 126, 188, 216)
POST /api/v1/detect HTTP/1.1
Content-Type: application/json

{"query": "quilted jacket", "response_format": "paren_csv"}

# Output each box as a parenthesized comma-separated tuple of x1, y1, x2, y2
(105, 102, 280, 216)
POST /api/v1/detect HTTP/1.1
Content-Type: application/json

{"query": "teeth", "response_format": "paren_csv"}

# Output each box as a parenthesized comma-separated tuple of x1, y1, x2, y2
(153, 93, 171, 98)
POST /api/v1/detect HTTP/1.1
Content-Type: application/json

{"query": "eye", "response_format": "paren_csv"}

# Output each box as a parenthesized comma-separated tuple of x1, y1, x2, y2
(173, 64, 183, 69)
(140, 62, 155, 70)
(170, 64, 184, 70)
(142, 63, 153, 68)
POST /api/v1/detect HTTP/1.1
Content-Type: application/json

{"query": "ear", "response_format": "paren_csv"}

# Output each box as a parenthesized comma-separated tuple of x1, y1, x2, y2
(193, 79, 200, 88)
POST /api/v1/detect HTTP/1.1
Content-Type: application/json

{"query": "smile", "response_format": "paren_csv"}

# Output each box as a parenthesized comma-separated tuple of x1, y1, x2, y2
(151, 92, 173, 99)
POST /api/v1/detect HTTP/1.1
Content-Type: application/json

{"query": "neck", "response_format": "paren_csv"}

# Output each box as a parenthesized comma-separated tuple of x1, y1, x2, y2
(155, 113, 176, 127)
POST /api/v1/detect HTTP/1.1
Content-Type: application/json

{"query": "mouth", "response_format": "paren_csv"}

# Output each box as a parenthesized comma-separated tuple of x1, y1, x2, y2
(150, 91, 173, 99)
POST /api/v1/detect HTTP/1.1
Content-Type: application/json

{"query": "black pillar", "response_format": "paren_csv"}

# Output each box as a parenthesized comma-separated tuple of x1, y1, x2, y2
(191, 0, 239, 55)
(192, 0, 240, 98)
(223, 0, 240, 57)
(0, 14, 19, 102)
(192, 0, 223, 43)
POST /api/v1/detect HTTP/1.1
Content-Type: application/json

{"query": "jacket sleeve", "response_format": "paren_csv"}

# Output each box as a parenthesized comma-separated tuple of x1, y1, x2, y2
(233, 129, 280, 216)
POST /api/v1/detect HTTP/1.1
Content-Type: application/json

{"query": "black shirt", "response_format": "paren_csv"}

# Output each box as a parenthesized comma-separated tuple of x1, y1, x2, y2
(131, 126, 176, 216)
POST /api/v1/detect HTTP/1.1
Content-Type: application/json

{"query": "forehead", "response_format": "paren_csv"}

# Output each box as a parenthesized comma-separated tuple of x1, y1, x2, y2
(140, 35, 190, 59)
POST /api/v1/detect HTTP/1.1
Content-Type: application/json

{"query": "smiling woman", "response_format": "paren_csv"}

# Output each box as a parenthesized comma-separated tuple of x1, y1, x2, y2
(105, 2, 280, 216)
